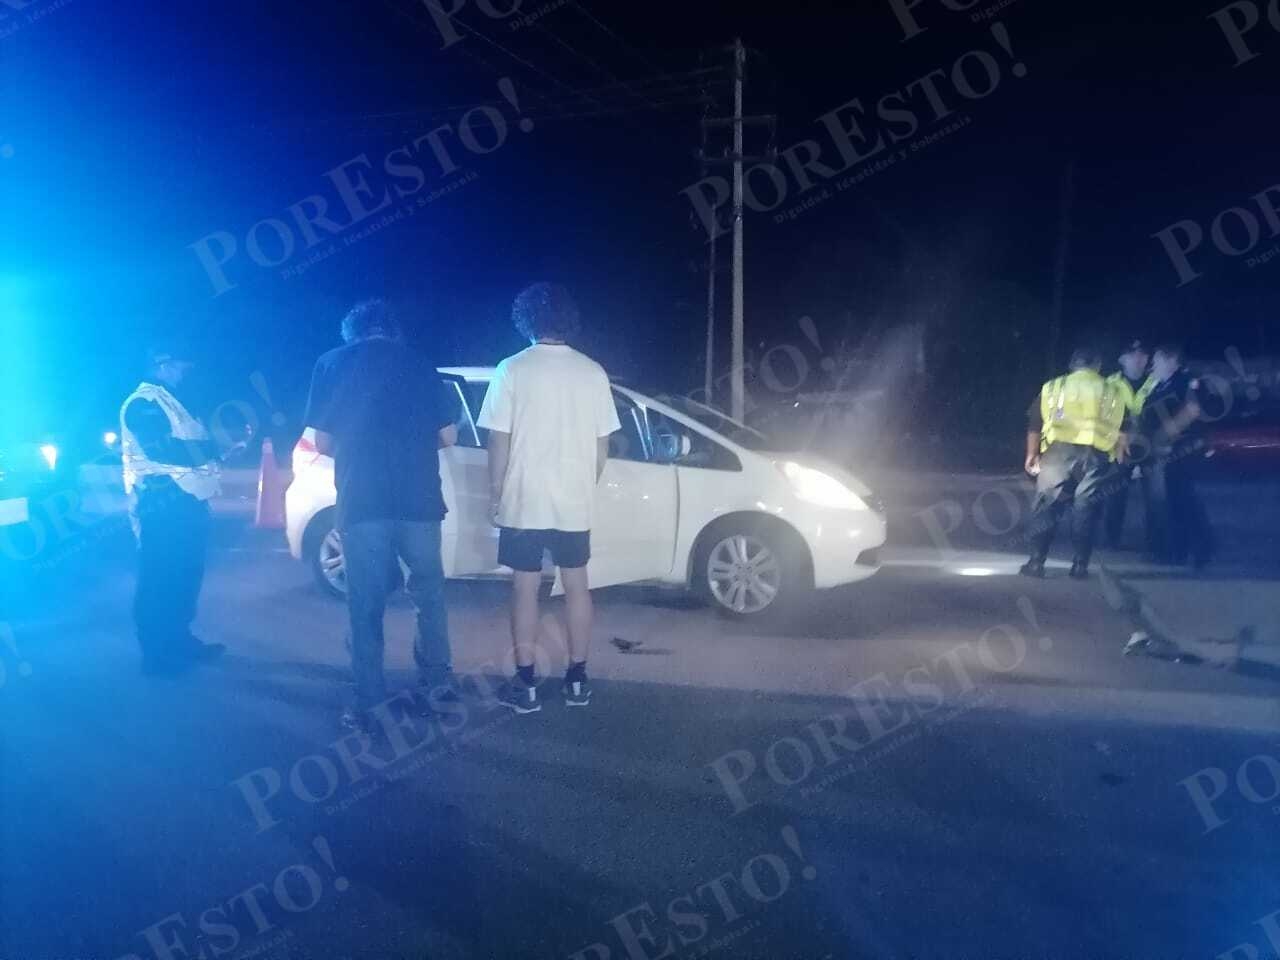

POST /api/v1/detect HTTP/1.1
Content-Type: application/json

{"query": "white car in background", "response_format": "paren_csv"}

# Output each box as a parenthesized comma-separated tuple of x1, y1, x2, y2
(285, 368, 885, 617)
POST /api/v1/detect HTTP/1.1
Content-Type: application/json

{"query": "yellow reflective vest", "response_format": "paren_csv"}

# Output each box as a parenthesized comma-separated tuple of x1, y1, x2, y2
(1105, 372, 1156, 418)
(1039, 369, 1127, 454)
(119, 382, 221, 501)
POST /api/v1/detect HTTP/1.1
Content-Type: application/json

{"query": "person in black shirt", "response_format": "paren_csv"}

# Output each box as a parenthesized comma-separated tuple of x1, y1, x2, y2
(304, 300, 459, 732)
(1103, 340, 1151, 549)
(1139, 344, 1214, 568)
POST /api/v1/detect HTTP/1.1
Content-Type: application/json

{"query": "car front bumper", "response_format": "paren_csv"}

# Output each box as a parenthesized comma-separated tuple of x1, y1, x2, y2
(795, 508, 887, 590)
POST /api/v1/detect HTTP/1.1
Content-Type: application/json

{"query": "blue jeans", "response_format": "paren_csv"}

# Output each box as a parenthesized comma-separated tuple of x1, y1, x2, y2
(343, 519, 452, 711)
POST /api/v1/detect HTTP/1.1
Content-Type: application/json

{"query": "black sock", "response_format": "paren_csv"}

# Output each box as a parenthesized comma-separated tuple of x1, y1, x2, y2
(517, 664, 536, 686)
(566, 660, 587, 683)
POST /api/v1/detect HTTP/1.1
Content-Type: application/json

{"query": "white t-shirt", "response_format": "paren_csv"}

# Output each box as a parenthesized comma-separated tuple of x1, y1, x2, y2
(477, 343, 621, 532)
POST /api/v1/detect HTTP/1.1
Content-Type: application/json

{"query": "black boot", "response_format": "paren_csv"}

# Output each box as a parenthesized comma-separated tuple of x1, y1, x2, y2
(1069, 558, 1089, 579)
(1019, 558, 1046, 578)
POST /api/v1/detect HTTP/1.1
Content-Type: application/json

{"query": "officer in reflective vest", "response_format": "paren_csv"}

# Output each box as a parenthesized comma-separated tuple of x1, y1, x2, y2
(120, 344, 239, 674)
(1021, 346, 1128, 579)
(1102, 340, 1157, 549)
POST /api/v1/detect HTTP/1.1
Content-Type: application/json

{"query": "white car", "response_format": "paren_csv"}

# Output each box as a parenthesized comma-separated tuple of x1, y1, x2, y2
(285, 368, 886, 617)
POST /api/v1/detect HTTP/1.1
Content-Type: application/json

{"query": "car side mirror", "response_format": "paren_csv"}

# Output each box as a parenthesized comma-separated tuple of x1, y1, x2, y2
(654, 433, 692, 462)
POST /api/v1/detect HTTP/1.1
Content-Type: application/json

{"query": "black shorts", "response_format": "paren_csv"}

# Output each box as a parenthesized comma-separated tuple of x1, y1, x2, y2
(498, 528, 591, 572)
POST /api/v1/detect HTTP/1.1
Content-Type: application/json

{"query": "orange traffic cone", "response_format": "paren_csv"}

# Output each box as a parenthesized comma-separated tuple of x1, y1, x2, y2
(254, 437, 286, 529)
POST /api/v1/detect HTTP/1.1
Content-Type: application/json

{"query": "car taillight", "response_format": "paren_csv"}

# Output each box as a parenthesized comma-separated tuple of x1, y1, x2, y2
(293, 436, 320, 470)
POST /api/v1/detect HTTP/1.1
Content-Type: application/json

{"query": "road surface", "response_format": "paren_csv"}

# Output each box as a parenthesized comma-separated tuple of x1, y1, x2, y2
(2, 503, 1279, 960)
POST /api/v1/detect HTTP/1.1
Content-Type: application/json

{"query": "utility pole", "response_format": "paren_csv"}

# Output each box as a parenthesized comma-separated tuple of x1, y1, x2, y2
(1048, 158, 1074, 377)
(730, 37, 746, 422)
(705, 223, 717, 403)
(697, 38, 775, 419)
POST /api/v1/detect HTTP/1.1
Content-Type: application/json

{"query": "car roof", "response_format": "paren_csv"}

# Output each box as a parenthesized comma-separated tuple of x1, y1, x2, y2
(438, 366, 495, 380)
(438, 365, 630, 387)
(312, 370, 758, 455)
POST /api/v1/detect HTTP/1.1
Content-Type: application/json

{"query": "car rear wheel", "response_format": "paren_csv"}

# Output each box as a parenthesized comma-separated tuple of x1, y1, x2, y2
(311, 523, 347, 599)
(697, 522, 806, 618)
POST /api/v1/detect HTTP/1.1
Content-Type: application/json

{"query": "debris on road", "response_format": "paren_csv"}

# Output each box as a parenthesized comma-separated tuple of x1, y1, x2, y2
(1100, 564, 1244, 669)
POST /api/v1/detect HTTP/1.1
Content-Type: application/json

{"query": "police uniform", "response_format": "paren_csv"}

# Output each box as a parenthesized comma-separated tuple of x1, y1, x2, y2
(119, 381, 222, 672)
(1139, 369, 1214, 567)
(1101, 370, 1156, 548)
(1023, 368, 1127, 577)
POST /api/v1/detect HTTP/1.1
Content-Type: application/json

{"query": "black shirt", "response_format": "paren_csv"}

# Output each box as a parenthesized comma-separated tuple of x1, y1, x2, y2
(303, 338, 457, 527)
(1141, 369, 1205, 458)
(1141, 370, 1198, 436)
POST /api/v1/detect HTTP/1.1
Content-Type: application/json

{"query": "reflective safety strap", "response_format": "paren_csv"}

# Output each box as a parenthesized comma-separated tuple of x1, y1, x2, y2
(1133, 376, 1157, 414)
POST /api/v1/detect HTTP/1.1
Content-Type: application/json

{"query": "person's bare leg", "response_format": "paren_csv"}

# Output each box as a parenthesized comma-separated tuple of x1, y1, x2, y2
(561, 565, 593, 665)
(511, 570, 541, 670)
(539, 610, 570, 669)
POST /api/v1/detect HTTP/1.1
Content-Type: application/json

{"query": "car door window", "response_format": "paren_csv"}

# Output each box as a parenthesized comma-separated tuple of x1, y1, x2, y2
(645, 408, 742, 471)
(610, 391, 649, 462)
(442, 376, 481, 448)
(459, 381, 491, 448)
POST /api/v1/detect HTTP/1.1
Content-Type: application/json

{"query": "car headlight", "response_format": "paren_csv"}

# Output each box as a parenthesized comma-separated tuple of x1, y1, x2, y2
(778, 460, 868, 510)
(38, 443, 58, 471)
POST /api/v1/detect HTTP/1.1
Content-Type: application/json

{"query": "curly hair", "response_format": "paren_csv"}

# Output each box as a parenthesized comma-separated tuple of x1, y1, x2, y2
(341, 299, 400, 343)
(512, 283, 581, 342)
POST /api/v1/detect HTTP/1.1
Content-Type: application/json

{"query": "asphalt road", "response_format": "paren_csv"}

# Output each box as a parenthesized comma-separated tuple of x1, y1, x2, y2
(3, 511, 1280, 960)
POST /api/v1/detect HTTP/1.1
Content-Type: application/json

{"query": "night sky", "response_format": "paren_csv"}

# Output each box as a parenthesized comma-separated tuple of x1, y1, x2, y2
(2, 0, 1276, 445)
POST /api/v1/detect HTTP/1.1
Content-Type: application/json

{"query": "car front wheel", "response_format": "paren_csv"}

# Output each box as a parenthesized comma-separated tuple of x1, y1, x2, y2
(699, 527, 799, 617)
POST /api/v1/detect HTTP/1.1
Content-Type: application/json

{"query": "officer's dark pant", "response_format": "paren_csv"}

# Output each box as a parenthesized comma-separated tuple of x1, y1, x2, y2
(1026, 443, 1109, 566)
(1103, 467, 1137, 549)
(133, 485, 210, 664)
(1145, 452, 1214, 566)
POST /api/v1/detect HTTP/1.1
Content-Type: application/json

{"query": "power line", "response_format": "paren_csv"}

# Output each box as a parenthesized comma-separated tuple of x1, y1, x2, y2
(364, 2, 730, 131)
(387, 0, 610, 110)
(567, 1, 666, 77)
(529, 19, 657, 110)
(376, 0, 573, 114)
(453, 17, 609, 110)
(337, 92, 716, 138)
(257, 66, 727, 135)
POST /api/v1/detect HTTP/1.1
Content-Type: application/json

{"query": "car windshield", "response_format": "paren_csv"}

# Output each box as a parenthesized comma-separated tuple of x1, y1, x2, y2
(650, 394, 778, 451)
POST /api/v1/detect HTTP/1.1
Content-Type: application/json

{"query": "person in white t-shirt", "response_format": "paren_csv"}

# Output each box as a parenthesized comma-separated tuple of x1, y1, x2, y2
(477, 283, 621, 714)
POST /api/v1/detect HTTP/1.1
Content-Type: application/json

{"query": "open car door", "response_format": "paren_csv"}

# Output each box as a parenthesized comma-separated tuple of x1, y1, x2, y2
(437, 372, 501, 577)
(552, 390, 678, 593)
